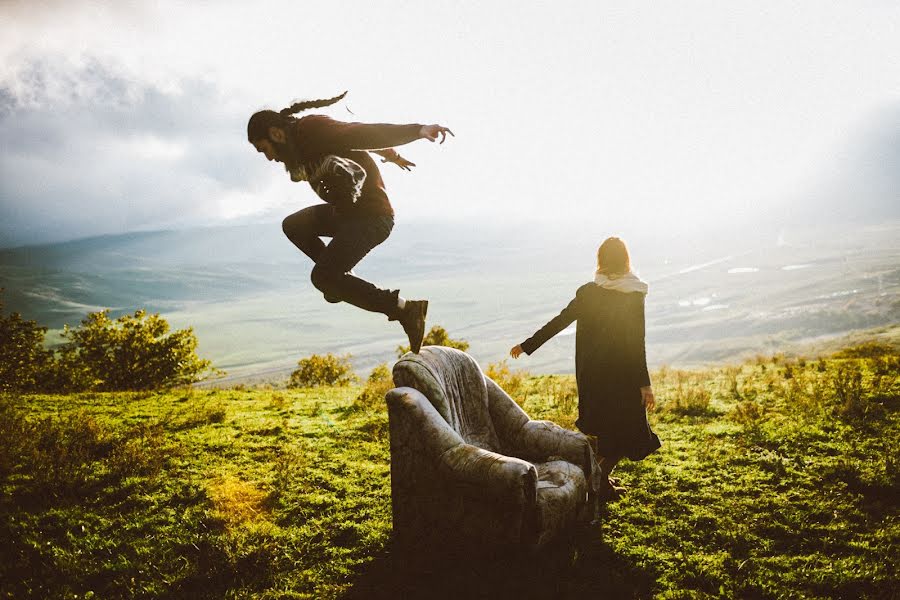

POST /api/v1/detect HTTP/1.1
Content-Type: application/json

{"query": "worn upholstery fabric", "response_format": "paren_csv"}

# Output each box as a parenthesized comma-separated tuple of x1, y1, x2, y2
(534, 460, 588, 549)
(393, 347, 502, 452)
(388, 346, 596, 552)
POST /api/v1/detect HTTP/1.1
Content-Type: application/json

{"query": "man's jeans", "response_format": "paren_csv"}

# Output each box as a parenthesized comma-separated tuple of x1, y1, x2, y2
(282, 204, 398, 317)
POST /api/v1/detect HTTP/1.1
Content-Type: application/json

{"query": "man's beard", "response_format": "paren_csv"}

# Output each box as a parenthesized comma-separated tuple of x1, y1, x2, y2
(274, 140, 304, 180)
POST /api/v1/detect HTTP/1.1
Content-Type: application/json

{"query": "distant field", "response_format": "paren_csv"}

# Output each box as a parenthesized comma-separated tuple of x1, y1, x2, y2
(1, 344, 897, 599)
(2, 220, 898, 383)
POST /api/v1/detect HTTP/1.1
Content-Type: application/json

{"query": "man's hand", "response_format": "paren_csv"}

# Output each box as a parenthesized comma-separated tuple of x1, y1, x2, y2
(420, 124, 454, 144)
(641, 386, 656, 411)
(510, 344, 524, 359)
(381, 154, 416, 171)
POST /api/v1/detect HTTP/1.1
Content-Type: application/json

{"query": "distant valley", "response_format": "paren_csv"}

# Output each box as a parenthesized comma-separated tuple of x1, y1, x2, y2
(2, 220, 898, 383)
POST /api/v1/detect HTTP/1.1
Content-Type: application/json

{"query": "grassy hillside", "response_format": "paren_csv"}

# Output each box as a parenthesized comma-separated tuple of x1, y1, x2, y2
(1, 345, 897, 599)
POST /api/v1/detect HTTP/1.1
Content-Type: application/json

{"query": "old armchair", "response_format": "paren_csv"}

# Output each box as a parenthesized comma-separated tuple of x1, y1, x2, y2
(386, 346, 597, 553)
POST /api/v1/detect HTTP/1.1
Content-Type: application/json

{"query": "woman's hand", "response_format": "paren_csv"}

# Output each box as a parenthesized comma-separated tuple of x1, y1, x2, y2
(419, 124, 455, 144)
(381, 153, 416, 171)
(510, 344, 524, 359)
(641, 386, 656, 411)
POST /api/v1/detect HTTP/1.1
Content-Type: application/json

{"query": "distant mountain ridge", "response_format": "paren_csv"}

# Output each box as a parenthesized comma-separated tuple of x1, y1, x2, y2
(2, 220, 898, 381)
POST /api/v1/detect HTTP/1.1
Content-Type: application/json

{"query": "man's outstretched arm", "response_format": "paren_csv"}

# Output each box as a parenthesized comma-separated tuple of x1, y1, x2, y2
(303, 115, 453, 152)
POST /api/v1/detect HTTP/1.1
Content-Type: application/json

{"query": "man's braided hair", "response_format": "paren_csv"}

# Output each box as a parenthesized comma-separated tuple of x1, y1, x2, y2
(247, 91, 347, 142)
(279, 91, 347, 117)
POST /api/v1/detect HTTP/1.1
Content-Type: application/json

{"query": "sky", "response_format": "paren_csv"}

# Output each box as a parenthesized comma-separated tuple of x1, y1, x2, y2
(1, 1, 898, 248)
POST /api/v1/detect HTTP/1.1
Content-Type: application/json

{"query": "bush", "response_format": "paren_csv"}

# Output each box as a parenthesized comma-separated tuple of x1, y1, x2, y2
(353, 363, 393, 412)
(485, 359, 529, 404)
(833, 342, 897, 359)
(28, 410, 113, 494)
(0, 395, 32, 477)
(730, 400, 766, 428)
(57, 310, 216, 391)
(829, 364, 879, 422)
(540, 376, 579, 429)
(107, 421, 176, 479)
(0, 299, 54, 392)
(396, 325, 469, 357)
(663, 370, 714, 416)
(288, 353, 356, 388)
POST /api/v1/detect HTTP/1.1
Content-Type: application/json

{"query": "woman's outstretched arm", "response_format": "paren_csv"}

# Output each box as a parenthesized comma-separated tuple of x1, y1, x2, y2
(511, 296, 579, 358)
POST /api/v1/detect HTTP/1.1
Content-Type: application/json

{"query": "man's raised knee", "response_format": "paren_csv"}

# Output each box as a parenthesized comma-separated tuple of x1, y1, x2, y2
(310, 265, 342, 303)
(282, 215, 295, 238)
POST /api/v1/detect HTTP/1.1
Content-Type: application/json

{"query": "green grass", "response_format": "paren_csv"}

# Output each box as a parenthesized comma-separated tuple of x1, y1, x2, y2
(1, 346, 898, 599)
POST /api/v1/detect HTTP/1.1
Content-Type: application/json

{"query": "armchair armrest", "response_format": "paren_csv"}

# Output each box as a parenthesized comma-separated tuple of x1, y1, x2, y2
(439, 444, 537, 507)
(517, 420, 592, 474)
(485, 377, 593, 478)
(386, 386, 463, 456)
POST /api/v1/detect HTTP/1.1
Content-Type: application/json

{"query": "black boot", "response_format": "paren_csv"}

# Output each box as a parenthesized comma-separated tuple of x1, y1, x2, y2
(397, 300, 428, 354)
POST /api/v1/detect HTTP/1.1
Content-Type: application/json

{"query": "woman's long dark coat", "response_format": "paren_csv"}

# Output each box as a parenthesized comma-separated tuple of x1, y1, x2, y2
(520, 282, 661, 460)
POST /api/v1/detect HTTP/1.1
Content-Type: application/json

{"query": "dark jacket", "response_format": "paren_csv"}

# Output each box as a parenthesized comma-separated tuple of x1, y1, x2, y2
(291, 115, 423, 218)
(520, 282, 660, 459)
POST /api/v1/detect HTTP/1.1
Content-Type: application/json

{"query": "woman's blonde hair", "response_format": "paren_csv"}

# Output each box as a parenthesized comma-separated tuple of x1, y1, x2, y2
(596, 237, 631, 276)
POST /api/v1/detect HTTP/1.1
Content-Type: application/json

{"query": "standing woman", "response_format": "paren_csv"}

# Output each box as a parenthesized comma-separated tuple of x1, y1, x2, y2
(510, 237, 661, 497)
(247, 92, 453, 353)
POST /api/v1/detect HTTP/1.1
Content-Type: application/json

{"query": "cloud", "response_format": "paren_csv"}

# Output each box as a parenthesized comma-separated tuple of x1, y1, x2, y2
(2, 2, 899, 248)
(0, 58, 279, 247)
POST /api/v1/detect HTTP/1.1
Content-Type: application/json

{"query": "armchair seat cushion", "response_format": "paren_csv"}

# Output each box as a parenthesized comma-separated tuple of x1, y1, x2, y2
(534, 460, 588, 548)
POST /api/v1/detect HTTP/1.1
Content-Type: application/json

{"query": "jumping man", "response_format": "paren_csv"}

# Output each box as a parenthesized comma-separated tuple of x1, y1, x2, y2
(247, 92, 453, 353)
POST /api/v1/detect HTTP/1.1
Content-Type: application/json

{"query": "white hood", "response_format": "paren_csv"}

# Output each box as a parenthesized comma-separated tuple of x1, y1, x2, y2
(594, 271, 649, 294)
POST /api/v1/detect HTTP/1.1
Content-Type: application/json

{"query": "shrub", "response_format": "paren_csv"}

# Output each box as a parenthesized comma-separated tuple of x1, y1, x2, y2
(57, 309, 216, 391)
(663, 370, 714, 416)
(485, 359, 529, 405)
(730, 400, 766, 428)
(777, 370, 825, 417)
(107, 421, 177, 479)
(871, 354, 900, 379)
(396, 325, 469, 357)
(28, 411, 113, 493)
(830, 364, 879, 422)
(170, 398, 228, 430)
(833, 342, 897, 359)
(353, 363, 393, 412)
(726, 366, 758, 402)
(0, 299, 55, 392)
(0, 395, 32, 477)
(288, 353, 356, 388)
(544, 376, 579, 429)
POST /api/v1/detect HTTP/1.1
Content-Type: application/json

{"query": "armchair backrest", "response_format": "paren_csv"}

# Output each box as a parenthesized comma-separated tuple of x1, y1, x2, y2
(393, 346, 501, 452)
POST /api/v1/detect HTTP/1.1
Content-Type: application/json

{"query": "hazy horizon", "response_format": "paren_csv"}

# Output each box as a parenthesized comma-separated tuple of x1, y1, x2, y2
(3, 219, 897, 383)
